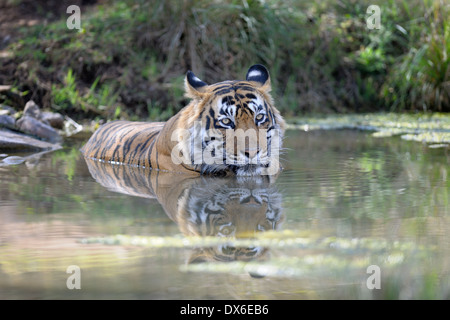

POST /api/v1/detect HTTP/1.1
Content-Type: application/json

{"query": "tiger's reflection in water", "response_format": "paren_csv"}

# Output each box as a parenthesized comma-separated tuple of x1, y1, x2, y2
(84, 159, 284, 275)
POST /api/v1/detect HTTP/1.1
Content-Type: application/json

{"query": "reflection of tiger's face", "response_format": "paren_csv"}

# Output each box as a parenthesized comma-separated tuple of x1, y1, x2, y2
(83, 158, 284, 268)
(176, 178, 284, 263)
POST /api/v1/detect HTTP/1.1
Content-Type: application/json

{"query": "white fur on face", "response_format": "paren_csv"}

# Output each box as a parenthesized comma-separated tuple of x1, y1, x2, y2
(217, 100, 237, 128)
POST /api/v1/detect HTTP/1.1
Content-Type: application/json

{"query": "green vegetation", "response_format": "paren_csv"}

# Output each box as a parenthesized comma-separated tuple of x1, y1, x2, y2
(51, 68, 121, 118)
(80, 232, 422, 252)
(79, 232, 444, 299)
(288, 112, 450, 143)
(0, 0, 448, 121)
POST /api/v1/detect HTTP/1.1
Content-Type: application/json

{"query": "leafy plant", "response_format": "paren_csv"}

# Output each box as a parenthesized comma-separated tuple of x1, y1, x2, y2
(51, 69, 121, 118)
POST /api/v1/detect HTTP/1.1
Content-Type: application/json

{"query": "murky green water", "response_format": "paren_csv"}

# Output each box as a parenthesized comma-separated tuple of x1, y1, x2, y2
(1, 129, 449, 299)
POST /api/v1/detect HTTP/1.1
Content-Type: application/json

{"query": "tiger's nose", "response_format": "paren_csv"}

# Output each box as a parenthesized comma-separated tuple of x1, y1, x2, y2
(244, 148, 258, 159)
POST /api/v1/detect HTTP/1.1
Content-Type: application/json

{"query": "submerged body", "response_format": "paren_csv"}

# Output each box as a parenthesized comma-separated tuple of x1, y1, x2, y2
(84, 158, 284, 264)
(81, 120, 165, 169)
(81, 65, 285, 176)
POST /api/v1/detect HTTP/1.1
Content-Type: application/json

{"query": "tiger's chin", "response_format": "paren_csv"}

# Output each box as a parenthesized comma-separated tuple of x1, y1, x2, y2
(198, 163, 272, 176)
(229, 156, 277, 176)
(192, 150, 280, 176)
(233, 164, 267, 176)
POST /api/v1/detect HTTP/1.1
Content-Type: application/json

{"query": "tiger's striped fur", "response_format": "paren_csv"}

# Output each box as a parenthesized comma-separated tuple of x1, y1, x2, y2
(81, 65, 285, 175)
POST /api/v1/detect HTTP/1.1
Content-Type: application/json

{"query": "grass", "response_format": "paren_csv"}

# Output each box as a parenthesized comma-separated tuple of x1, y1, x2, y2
(381, 0, 450, 111)
(51, 69, 121, 118)
(0, 0, 448, 120)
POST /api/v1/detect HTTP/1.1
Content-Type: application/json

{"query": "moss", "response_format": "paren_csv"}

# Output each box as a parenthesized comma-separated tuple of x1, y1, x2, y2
(287, 113, 450, 145)
(80, 232, 424, 253)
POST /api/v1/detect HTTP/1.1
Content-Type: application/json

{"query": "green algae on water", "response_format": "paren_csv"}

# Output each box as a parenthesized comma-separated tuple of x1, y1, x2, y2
(288, 113, 450, 145)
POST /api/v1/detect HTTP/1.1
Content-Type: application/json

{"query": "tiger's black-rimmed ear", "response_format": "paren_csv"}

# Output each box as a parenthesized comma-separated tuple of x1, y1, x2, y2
(185, 70, 208, 99)
(246, 64, 271, 92)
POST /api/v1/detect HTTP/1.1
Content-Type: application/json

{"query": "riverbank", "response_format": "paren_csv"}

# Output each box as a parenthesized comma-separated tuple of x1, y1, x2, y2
(0, 0, 448, 123)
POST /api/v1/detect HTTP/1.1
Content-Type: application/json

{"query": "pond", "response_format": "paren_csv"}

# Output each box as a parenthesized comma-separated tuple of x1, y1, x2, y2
(0, 129, 449, 299)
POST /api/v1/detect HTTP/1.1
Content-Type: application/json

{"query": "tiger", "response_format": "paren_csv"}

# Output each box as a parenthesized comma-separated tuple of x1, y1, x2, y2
(84, 158, 284, 274)
(81, 64, 286, 176)
(178, 175, 284, 269)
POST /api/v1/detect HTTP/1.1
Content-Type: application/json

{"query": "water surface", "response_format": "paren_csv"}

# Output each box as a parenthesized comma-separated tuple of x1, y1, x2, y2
(0, 129, 449, 299)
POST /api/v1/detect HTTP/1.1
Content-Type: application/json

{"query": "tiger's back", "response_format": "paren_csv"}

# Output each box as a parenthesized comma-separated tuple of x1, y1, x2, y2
(81, 121, 165, 169)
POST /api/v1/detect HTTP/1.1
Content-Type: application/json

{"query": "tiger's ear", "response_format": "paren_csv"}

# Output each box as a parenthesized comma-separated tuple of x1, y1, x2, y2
(185, 70, 209, 99)
(246, 64, 271, 93)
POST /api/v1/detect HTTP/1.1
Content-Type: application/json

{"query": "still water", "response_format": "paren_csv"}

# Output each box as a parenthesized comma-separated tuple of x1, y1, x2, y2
(0, 129, 449, 299)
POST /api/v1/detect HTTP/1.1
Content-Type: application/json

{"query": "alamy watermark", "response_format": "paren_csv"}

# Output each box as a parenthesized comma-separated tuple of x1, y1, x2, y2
(366, 265, 381, 289)
(170, 121, 282, 175)
(66, 265, 81, 289)
(66, 5, 81, 31)
(64, 264, 381, 291)
(366, 5, 381, 30)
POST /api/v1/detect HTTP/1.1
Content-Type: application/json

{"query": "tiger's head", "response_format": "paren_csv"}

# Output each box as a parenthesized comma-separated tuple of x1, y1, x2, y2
(172, 65, 286, 176)
(173, 176, 284, 271)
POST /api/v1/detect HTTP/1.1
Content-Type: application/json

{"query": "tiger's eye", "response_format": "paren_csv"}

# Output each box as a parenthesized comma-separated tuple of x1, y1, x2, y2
(256, 114, 265, 121)
(221, 118, 231, 125)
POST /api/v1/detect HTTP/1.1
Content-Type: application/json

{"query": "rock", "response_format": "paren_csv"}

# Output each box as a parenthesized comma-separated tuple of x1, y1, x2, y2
(23, 100, 64, 129)
(0, 148, 59, 167)
(16, 115, 61, 143)
(0, 114, 15, 129)
(40, 111, 64, 129)
(0, 85, 12, 92)
(23, 100, 41, 118)
(0, 104, 15, 116)
(0, 128, 59, 151)
(2, 156, 25, 165)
